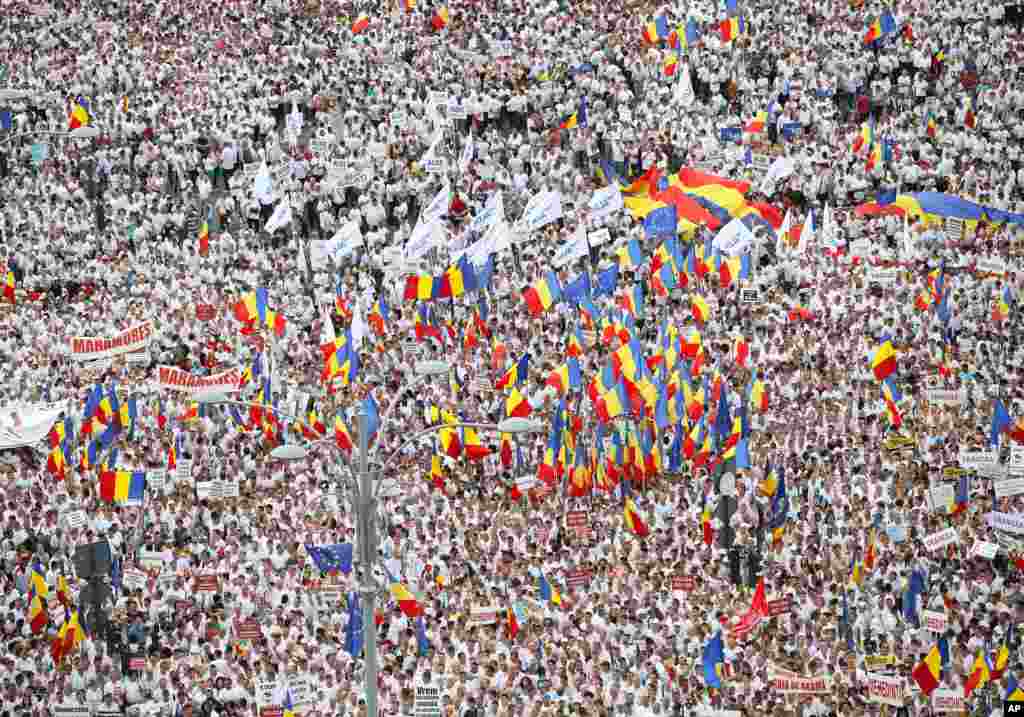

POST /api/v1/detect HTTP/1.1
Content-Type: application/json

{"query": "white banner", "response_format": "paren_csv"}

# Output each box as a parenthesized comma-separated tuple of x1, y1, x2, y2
(404, 220, 446, 261)
(310, 221, 363, 268)
(553, 225, 590, 268)
(467, 191, 503, 235)
(712, 217, 755, 257)
(421, 182, 450, 224)
(922, 527, 959, 551)
(70, 321, 155, 361)
(959, 449, 998, 469)
(516, 190, 563, 234)
(155, 366, 242, 395)
(986, 512, 1024, 535)
(996, 477, 1024, 499)
(468, 606, 499, 626)
(588, 184, 624, 222)
(931, 689, 964, 713)
(866, 674, 906, 706)
(928, 484, 954, 511)
(768, 671, 833, 694)
(760, 156, 796, 188)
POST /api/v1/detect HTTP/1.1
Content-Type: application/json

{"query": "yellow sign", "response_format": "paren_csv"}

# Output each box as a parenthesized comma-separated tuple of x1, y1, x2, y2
(864, 655, 898, 671)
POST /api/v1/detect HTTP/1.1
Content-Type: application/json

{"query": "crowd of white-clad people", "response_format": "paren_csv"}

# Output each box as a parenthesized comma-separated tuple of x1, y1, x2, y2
(4, 0, 1024, 715)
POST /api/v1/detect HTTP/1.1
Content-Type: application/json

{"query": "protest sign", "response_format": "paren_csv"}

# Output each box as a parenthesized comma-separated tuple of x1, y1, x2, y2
(414, 685, 443, 716)
(931, 689, 964, 713)
(155, 366, 242, 394)
(922, 527, 959, 551)
(768, 671, 832, 694)
(866, 674, 906, 706)
(70, 321, 155, 361)
(922, 609, 947, 634)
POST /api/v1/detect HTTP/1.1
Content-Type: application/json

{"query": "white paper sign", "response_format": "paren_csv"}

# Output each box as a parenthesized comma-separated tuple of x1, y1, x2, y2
(959, 450, 997, 469)
(866, 674, 907, 706)
(414, 685, 444, 716)
(588, 184, 624, 222)
(928, 485, 954, 511)
(996, 478, 1024, 499)
(986, 512, 1024, 535)
(931, 689, 965, 713)
(176, 459, 193, 481)
(553, 227, 590, 268)
(922, 609, 947, 634)
(64, 509, 87, 529)
(589, 227, 612, 247)
(468, 606, 499, 626)
(147, 469, 167, 491)
(971, 540, 999, 559)
(923, 527, 959, 551)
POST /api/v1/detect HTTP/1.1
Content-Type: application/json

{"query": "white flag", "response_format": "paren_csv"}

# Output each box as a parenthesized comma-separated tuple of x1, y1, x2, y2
(674, 63, 694, 103)
(351, 299, 368, 351)
(777, 209, 792, 254)
(421, 181, 450, 224)
(265, 201, 292, 233)
(459, 130, 474, 173)
(797, 210, 814, 253)
(320, 302, 336, 344)
(553, 224, 590, 267)
(468, 190, 503, 235)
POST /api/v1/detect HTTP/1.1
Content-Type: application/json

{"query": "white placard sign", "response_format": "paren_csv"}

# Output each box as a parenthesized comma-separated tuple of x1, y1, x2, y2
(1011, 445, 1024, 470)
(985, 512, 1024, 534)
(866, 674, 907, 706)
(64, 509, 87, 529)
(53, 707, 91, 717)
(176, 459, 193, 481)
(414, 685, 443, 716)
(923, 389, 964, 405)
(959, 450, 997, 469)
(931, 689, 965, 713)
(740, 288, 759, 304)
(977, 258, 1006, 275)
(122, 569, 148, 590)
(468, 605, 499, 626)
(922, 527, 959, 551)
(922, 609, 947, 634)
(996, 478, 1024, 499)
(871, 268, 898, 285)
(589, 227, 612, 247)
(971, 540, 999, 559)
(147, 469, 167, 491)
(928, 484, 954, 511)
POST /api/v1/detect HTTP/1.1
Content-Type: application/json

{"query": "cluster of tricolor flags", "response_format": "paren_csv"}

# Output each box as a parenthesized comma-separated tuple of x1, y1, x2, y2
(351, 5, 447, 33)
(911, 622, 1022, 701)
(850, 116, 898, 171)
(20, 559, 82, 664)
(46, 382, 141, 482)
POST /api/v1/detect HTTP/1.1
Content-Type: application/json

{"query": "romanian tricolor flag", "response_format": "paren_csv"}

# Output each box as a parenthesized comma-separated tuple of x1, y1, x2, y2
(430, 6, 449, 30)
(744, 111, 767, 134)
(29, 595, 47, 634)
(991, 630, 1012, 680)
(99, 470, 146, 503)
(351, 14, 370, 33)
(882, 377, 903, 429)
(863, 9, 896, 45)
(963, 651, 990, 698)
(546, 358, 582, 396)
(198, 210, 210, 256)
(623, 498, 650, 537)
(506, 605, 519, 639)
(496, 352, 530, 391)
(719, 15, 744, 42)
(964, 96, 976, 130)
(68, 101, 89, 130)
(335, 416, 353, 453)
(566, 326, 585, 358)
(852, 120, 873, 154)
(506, 387, 532, 418)
(403, 0, 416, 10)
(538, 574, 562, 606)
(662, 51, 679, 77)
(523, 271, 562, 317)
(701, 493, 713, 545)
(463, 426, 490, 460)
(3, 271, 15, 304)
(691, 294, 710, 324)
(925, 112, 937, 138)
(869, 336, 897, 381)
(911, 644, 942, 695)
(642, 15, 669, 43)
(1007, 674, 1024, 702)
(388, 577, 423, 617)
(993, 286, 1011, 322)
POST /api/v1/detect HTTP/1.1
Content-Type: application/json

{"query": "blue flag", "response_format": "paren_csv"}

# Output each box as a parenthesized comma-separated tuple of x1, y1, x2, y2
(305, 543, 353, 574)
(563, 272, 592, 305)
(594, 264, 619, 298)
(362, 396, 380, 443)
(416, 616, 430, 656)
(344, 591, 364, 657)
(702, 631, 724, 688)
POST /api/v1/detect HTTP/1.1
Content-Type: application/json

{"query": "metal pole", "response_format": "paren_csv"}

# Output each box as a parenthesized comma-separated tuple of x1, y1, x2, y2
(356, 410, 379, 717)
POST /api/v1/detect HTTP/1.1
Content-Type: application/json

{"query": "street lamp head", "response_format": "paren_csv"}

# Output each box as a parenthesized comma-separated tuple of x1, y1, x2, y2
(194, 391, 231, 405)
(497, 417, 546, 435)
(270, 444, 309, 461)
(414, 359, 451, 377)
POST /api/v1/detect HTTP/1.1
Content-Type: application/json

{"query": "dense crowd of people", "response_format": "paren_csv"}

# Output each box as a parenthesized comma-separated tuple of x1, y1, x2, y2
(3, 0, 1024, 715)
